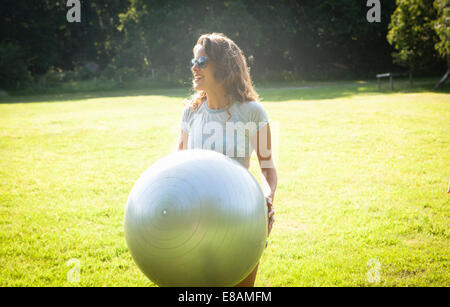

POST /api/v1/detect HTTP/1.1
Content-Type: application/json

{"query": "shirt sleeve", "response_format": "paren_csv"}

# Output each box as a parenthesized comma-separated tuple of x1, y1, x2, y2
(249, 101, 269, 132)
(180, 105, 191, 133)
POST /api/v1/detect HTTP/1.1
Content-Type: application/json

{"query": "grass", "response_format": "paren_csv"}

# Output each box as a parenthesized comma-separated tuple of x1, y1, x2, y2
(0, 79, 449, 286)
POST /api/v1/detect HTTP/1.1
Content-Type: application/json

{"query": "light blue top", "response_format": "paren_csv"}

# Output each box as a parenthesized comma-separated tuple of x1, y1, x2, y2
(180, 100, 269, 169)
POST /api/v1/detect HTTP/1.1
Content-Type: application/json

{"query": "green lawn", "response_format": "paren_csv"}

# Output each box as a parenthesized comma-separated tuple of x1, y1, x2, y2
(0, 80, 449, 286)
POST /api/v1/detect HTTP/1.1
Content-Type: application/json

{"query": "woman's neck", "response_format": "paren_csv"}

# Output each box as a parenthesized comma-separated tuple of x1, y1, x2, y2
(205, 85, 231, 110)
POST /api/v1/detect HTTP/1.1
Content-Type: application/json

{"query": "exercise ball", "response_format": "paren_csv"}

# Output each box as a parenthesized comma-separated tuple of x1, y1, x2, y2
(124, 149, 267, 287)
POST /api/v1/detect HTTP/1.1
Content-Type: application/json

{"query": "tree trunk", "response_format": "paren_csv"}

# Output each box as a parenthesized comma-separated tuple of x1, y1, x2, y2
(434, 70, 449, 89)
(434, 55, 450, 89)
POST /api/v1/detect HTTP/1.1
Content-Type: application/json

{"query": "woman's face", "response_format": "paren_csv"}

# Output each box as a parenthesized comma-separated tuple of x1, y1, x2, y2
(191, 44, 215, 91)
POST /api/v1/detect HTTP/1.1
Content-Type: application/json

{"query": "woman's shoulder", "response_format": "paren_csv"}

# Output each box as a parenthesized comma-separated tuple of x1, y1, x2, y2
(181, 102, 196, 122)
(182, 98, 206, 113)
(238, 100, 264, 109)
(182, 101, 201, 115)
(180, 102, 201, 132)
(234, 100, 269, 122)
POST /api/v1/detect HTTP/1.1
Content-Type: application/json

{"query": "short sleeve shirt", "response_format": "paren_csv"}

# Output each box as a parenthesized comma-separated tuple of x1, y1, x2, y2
(180, 100, 269, 169)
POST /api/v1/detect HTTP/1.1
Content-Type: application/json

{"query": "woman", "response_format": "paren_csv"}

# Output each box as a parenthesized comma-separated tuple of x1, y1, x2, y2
(177, 33, 277, 287)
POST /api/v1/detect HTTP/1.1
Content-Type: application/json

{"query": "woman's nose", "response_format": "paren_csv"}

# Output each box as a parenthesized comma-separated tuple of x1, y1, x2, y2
(191, 64, 199, 73)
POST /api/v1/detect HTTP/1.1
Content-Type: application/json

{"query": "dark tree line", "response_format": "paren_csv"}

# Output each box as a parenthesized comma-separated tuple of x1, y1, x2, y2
(0, 0, 446, 90)
(0, 0, 128, 88)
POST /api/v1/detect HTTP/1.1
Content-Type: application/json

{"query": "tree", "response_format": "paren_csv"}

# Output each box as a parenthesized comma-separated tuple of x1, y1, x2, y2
(0, 42, 31, 89)
(0, 0, 128, 89)
(387, 0, 442, 77)
(0, 1, 64, 76)
(1, 0, 446, 89)
(433, 0, 450, 88)
(118, 0, 262, 81)
(292, 0, 397, 79)
(117, 0, 400, 82)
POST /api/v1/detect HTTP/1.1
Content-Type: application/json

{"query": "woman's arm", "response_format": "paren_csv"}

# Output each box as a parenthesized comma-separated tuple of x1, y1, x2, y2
(252, 123, 278, 236)
(178, 129, 189, 151)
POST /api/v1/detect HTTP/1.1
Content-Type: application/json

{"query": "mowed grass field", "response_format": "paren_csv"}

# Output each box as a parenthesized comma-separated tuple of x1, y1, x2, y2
(0, 80, 449, 286)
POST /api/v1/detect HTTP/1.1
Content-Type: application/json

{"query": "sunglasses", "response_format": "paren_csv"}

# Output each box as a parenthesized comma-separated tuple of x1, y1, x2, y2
(191, 56, 208, 69)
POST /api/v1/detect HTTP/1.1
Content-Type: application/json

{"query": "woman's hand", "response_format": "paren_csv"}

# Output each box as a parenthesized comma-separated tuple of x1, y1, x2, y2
(266, 197, 275, 237)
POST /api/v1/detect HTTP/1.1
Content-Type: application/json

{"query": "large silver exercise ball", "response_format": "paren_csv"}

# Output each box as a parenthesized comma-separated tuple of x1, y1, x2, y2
(124, 149, 267, 287)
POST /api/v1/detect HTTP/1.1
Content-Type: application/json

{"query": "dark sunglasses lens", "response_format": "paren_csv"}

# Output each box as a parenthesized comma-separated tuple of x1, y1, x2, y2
(198, 57, 207, 68)
(191, 57, 208, 68)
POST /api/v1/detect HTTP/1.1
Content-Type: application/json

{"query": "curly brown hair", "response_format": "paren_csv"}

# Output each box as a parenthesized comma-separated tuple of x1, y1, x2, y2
(186, 33, 259, 112)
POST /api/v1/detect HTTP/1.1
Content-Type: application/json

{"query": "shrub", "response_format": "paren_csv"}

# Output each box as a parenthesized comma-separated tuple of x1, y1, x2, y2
(0, 42, 31, 89)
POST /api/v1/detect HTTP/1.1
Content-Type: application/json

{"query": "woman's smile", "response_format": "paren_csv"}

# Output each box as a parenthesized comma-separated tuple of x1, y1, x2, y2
(193, 74, 204, 82)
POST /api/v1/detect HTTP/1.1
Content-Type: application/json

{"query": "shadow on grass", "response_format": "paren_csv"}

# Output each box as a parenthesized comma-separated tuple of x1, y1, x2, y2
(0, 87, 193, 104)
(1, 78, 448, 104)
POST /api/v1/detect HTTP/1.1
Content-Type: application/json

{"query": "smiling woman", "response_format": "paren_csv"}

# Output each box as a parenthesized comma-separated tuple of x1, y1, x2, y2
(187, 33, 260, 111)
(177, 33, 278, 287)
